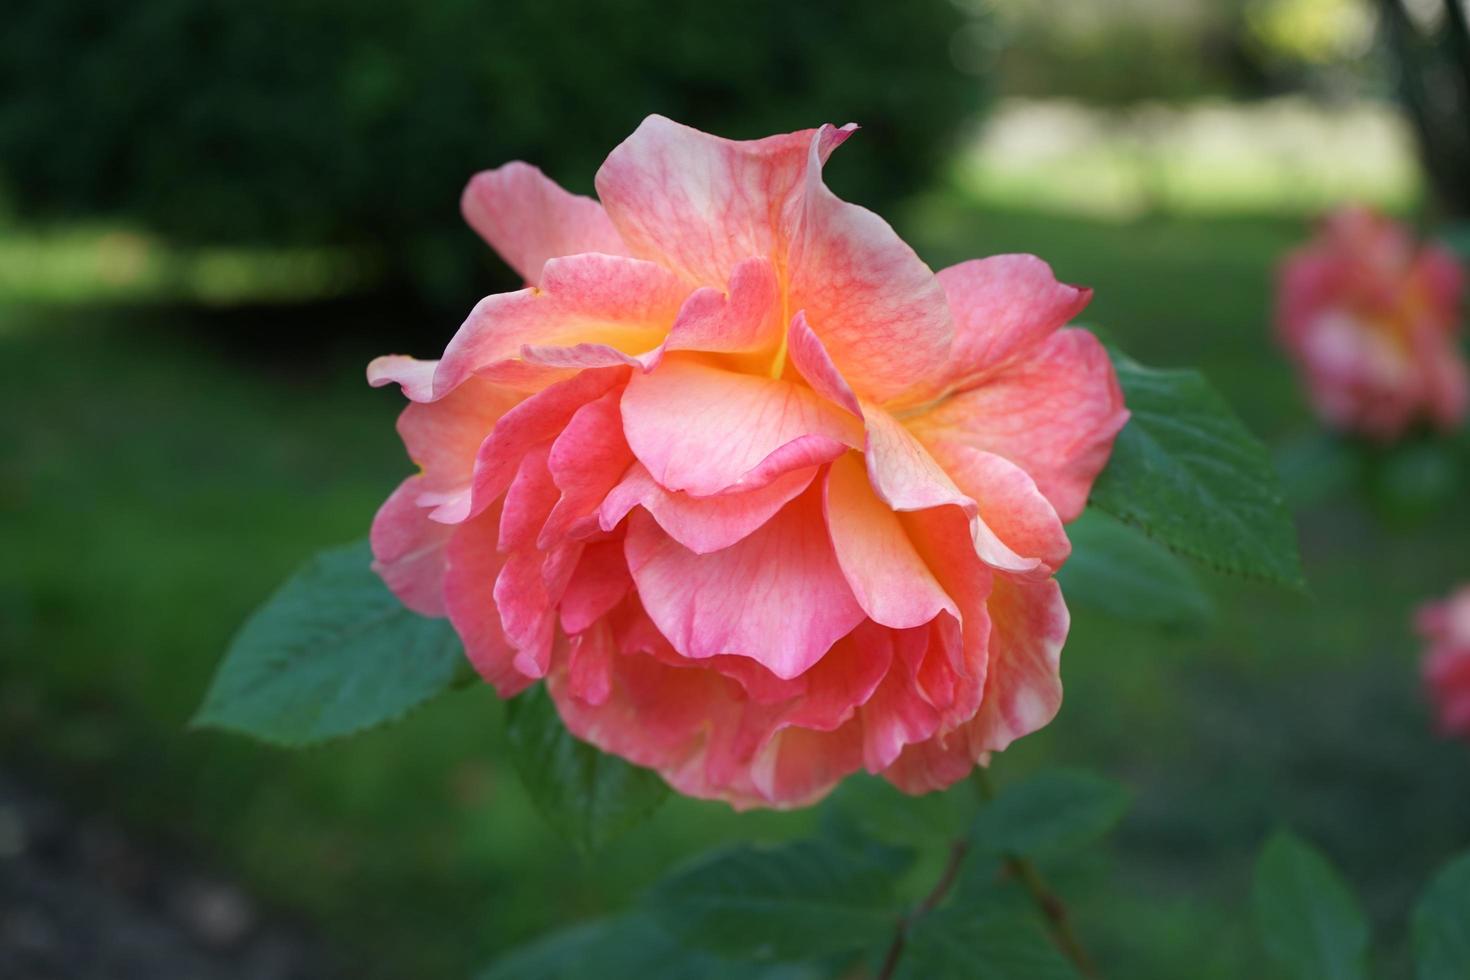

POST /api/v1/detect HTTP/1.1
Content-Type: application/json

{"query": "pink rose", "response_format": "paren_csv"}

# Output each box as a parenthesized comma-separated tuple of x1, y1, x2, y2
(1419, 584, 1470, 739)
(1277, 206, 1467, 440)
(367, 117, 1128, 808)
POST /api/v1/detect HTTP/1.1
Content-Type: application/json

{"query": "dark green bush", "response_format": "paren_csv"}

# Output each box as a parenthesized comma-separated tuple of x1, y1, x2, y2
(0, 0, 986, 303)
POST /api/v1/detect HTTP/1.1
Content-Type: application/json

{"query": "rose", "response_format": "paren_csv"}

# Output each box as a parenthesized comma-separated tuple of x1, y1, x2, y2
(367, 117, 1127, 808)
(1276, 206, 1467, 440)
(1419, 584, 1470, 739)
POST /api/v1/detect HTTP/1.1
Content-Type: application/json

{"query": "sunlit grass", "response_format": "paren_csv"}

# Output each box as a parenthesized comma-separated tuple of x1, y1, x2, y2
(956, 96, 1421, 220)
(0, 223, 377, 310)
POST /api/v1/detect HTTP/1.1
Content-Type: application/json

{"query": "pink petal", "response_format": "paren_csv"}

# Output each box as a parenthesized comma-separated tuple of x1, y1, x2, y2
(786, 131, 953, 405)
(442, 503, 533, 697)
(787, 310, 862, 417)
(498, 445, 559, 553)
(460, 162, 629, 286)
(370, 477, 454, 617)
(367, 355, 439, 403)
(926, 255, 1092, 394)
(558, 540, 633, 634)
(863, 408, 1040, 577)
(453, 366, 627, 524)
(908, 327, 1128, 522)
(540, 389, 635, 546)
(524, 255, 785, 375)
(621, 358, 862, 496)
(600, 461, 817, 554)
(662, 256, 783, 360)
(749, 722, 866, 808)
(594, 114, 854, 288)
(922, 439, 1071, 573)
(623, 487, 865, 680)
(396, 376, 523, 493)
(969, 576, 1068, 753)
(824, 452, 957, 629)
(434, 254, 687, 397)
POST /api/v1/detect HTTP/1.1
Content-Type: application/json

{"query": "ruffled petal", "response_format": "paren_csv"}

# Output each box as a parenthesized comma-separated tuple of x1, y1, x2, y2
(370, 477, 454, 616)
(595, 114, 854, 287)
(921, 440, 1071, 573)
(925, 254, 1092, 394)
(435, 254, 687, 396)
(442, 503, 532, 697)
(624, 486, 865, 680)
(621, 358, 862, 496)
(461, 162, 629, 286)
(599, 460, 816, 554)
(908, 327, 1127, 522)
(786, 131, 953, 405)
(452, 367, 628, 524)
(824, 452, 957, 629)
(863, 408, 1040, 577)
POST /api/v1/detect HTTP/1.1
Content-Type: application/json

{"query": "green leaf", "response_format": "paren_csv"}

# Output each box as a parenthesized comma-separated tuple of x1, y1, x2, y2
(645, 838, 903, 961)
(1088, 346, 1303, 587)
(1251, 831, 1370, 980)
(193, 539, 463, 745)
(894, 905, 1079, 980)
(479, 915, 825, 980)
(1413, 851, 1470, 980)
(1441, 224, 1470, 264)
(970, 769, 1130, 859)
(505, 684, 668, 851)
(1056, 509, 1212, 627)
(823, 773, 975, 849)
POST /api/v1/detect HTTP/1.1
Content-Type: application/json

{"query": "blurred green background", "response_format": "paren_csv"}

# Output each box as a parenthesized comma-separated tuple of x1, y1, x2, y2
(3, 0, 1469, 977)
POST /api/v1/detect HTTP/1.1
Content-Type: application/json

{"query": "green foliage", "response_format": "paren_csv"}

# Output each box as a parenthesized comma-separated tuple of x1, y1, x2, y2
(1251, 831, 1370, 980)
(192, 539, 463, 746)
(1057, 509, 1213, 627)
(1090, 346, 1304, 588)
(0, 0, 984, 305)
(645, 838, 905, 962)
(970, 770, 1130, 859)
(1413, 851, 1470, 980)
(478, 915, 823, 980)
(893, 905, 1079, 980)
(504, 685, 669, 852)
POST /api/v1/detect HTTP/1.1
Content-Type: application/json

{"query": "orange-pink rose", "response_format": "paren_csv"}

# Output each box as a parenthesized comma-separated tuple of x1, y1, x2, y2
(1277, 207, 1467, 440)
(1419, 584, 1470, 739)
(368, 117, 1128, 808)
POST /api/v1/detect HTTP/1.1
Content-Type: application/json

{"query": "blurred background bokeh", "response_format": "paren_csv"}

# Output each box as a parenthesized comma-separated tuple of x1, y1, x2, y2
(3, 0, 1468, 977)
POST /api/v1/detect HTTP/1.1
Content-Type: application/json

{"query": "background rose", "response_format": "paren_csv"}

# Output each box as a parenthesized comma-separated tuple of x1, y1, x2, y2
(368, 116, 1127, 808)
(1419, 584, 1470, 739)
(1276, 206, 1467, 440)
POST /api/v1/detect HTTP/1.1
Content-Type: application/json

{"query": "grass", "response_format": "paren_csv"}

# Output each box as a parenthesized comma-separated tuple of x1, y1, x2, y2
(3, 193, 1468, 978)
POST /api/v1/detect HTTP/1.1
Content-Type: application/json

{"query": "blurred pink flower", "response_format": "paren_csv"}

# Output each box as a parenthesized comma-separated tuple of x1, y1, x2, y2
(1277, 207, 1467, 440)
(1419, 584, 1470, 739)
(366, 117, 1128, 808)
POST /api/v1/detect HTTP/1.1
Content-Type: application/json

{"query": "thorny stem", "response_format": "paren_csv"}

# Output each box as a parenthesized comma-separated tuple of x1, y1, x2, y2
(971, 768, 1101, 978)
(874, 839, 969, 980)
(874, 768, 1100, 980)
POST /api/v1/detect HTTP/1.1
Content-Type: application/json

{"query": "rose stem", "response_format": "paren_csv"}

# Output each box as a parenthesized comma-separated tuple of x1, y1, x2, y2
(969, 767, 1101, 978)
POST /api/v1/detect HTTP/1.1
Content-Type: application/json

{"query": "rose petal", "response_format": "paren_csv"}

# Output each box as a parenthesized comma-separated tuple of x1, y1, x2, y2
(624, 486, 865, 680)
(595, 114, 854, 287)
(863, 408, 1040, 577)
(824, 452, 956, 629)
(786, 130, 953, 405)
(461, 162, 629, 286)
(621, 358, 862, 496)
(370, 476, 454, 616)
(434, 254, 687, 397)
(442, 502, 533, 697)
(921, 254, 1093, 395)
(908, 327, 1127, 522)
(600, 460, 817, 554)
